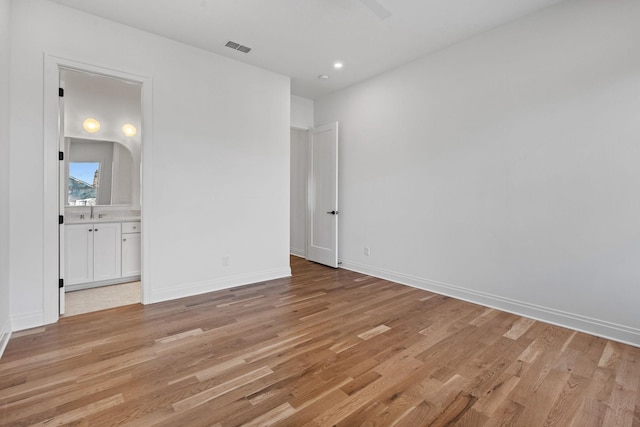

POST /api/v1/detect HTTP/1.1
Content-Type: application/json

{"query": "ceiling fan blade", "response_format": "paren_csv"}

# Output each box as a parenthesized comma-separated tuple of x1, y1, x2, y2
(360, 0, 392, 20)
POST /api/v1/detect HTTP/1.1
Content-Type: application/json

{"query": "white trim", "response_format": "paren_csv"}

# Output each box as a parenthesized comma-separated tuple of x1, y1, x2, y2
(0, 318, 11, 359)
(290, 248, 306, 258)
(149, 268, 292, 304)
(43, 54, 153, 325)
(10, 311, 44, 332)
(340, 259, 640, 348)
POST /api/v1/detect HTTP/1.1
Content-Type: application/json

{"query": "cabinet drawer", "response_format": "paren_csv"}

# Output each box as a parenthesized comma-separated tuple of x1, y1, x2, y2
(122, 221, 141, 234)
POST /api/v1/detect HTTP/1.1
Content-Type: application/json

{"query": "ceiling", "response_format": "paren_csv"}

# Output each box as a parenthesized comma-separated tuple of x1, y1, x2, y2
(49, 0, 565, 99)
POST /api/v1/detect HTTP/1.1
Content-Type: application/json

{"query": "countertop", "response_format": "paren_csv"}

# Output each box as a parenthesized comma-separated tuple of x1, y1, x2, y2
(65, 216, 141, 225)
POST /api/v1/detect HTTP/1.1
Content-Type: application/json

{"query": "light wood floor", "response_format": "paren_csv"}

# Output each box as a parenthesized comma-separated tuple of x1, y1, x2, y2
(1, 257, 639, 426)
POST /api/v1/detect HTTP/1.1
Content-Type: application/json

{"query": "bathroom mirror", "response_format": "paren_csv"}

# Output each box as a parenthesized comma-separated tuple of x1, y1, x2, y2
(61, 68, 142, 208)
(65, 138, 134, 206)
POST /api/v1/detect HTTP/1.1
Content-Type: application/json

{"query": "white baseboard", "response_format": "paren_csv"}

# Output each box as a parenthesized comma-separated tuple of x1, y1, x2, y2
(290, 248, 306, 258)
(340, 259, 640, 348)
(149, 267, 292, 304)
(10, 311, 44, 333)
(0, 318, 11, 359)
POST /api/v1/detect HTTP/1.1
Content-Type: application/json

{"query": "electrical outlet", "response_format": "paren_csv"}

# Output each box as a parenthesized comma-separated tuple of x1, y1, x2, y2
(222, 256, 231, 267)
(364, 247, 371, 256)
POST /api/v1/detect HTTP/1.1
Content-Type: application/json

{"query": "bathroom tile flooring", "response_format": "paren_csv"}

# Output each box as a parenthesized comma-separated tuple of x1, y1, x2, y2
(63, 281, 141, 316)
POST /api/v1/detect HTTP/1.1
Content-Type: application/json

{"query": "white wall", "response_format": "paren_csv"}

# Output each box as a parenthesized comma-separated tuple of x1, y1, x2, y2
(291, 95, 314, 130)
(0, 0, 11, 356)
(9, 0, 291, 329)
(316, 0, 640, 345)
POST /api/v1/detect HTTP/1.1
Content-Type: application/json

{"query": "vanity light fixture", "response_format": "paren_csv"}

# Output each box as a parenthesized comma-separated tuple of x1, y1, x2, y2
(333, 62, 343, 69)
(122, 123, 137, 137)
(83, 118, 100, 133)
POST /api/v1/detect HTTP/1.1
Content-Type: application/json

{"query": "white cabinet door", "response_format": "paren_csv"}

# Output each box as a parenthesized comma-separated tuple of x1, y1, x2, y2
(121, 232, 141, 277)
(92, 222, 122, 282)
(65, 224, 93, 285)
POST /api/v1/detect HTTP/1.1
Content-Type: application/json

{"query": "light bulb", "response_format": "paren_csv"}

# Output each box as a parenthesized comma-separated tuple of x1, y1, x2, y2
(83, 118, 100, 133)
(122, 123, 137, 137)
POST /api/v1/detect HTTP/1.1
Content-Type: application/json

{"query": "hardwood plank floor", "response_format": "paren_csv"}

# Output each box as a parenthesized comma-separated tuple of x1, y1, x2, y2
(1, 257, 639, 426)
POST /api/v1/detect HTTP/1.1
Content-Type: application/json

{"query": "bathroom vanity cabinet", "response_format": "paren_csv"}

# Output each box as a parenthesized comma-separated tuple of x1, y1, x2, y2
(65, 222, 122, 286)
(121, 221, 141, 277)
(65, 220, 140, 291)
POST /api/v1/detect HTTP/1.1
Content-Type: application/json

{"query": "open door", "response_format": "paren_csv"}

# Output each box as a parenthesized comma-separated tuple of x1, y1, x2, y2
(58, 77, 66, 315)
(306, 122, 339, 268)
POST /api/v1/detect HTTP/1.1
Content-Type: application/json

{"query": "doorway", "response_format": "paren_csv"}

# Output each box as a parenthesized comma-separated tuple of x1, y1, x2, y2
(43, 55, 153, 324)
(289, 122, 339, 268)
(59, 69, 143, 316)
(290, 127, 308, 258)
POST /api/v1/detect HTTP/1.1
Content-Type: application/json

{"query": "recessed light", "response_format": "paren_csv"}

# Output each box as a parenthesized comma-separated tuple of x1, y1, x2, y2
(333, 62, 343, 69)
(83, 118, 100, 133)
(122, 123, 137, 137)
(318, 75, 329, 80)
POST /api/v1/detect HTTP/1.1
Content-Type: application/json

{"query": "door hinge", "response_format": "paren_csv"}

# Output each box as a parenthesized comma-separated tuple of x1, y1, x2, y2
(59, 151, 64, 161)
(58, 87, 64, 97)
(59, 278, 64, 288)
(59, 215, 64, 225)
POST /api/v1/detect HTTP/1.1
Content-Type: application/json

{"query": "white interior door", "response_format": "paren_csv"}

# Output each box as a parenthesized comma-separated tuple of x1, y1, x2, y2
(306, 122, 339, 268)
(58, 78, 65, 315)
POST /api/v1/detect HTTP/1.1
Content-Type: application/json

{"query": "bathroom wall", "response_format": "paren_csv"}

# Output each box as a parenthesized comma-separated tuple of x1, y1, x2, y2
(62, 69, 142, 208)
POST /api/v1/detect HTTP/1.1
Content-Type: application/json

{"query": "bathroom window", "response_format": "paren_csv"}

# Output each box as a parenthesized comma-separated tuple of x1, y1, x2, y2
(68, 162, 100, 206)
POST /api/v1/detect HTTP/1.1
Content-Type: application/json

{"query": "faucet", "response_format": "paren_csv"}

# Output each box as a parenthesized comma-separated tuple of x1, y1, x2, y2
(90, 205, 94, 219)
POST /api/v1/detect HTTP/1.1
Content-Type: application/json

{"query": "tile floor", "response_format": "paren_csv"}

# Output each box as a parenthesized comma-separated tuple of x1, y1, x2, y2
(63, 281, 141, 316)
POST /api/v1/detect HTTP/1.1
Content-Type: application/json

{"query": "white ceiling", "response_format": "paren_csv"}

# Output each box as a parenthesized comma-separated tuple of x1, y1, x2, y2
(49, 0, 565, 99)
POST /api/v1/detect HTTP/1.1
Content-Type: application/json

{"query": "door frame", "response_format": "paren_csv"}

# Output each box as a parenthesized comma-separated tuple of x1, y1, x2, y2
(43, 55, 153, 324)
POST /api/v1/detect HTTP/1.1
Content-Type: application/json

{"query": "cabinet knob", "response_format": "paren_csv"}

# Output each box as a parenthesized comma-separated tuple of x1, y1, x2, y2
(123, 238, 127, 241)
(89, 229, 93, 232)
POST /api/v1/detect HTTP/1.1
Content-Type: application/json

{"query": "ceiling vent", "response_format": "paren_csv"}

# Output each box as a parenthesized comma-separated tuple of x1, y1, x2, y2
(225, 41, 252, 54)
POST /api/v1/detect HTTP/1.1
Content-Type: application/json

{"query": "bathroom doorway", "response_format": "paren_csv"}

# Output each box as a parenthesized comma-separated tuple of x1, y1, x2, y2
(53, 63, 147, 318)
(43, 55, 152, 325)
(59, 69, 142, 316)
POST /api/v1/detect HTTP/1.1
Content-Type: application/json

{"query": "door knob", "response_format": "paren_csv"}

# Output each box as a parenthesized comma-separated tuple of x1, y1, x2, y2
(326, 210, 339, 215)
